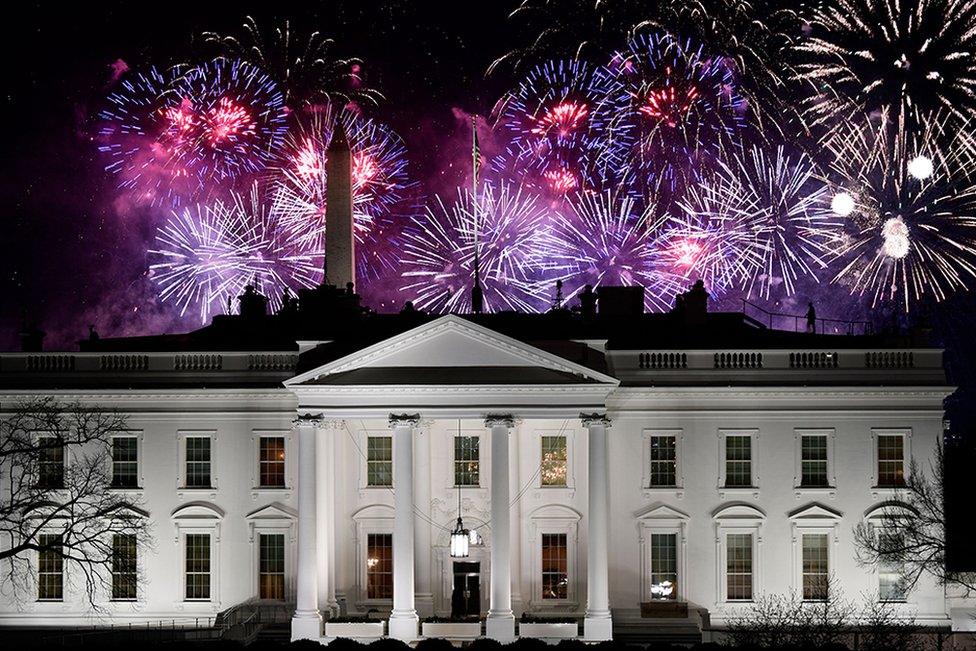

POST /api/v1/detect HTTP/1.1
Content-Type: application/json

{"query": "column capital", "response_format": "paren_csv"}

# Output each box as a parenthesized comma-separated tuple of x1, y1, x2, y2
(320, 418, 346, 431)
(484, 414, 516, 429)
(580, 413, 612, 428)
(294, 412, 323, 426)
(389, 413, 421, 428)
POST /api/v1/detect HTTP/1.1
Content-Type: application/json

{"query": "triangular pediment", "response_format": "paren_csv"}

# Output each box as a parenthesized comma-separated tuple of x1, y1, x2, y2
(635, 503, 690, 521)
(788, 503, 842, 521)
(286, 315, 618, 387)
(245, 502, 297, 520)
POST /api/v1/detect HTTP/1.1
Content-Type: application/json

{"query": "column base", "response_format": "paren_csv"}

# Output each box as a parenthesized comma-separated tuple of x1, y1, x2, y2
(291, 612, 322, 641)
(584, 613, 613, 641)
(486, 612, 516, 642)
(388, 611, 419, 642)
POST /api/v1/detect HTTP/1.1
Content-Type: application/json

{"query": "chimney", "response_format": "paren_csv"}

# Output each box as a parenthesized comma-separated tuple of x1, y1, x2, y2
(325, 121, 355, 289)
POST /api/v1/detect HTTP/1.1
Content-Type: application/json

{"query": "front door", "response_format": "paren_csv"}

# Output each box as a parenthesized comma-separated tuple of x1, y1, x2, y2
(451, 561, 480, 619)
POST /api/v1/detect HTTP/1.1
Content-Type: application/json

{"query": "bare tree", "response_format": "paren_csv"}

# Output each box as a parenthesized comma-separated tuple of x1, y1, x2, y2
(0, 397, 152, 609)
(853, 443, 976, 595)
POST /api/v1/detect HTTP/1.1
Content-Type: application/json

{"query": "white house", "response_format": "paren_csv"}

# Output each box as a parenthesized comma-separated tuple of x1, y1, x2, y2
(0, 299, 964, 642)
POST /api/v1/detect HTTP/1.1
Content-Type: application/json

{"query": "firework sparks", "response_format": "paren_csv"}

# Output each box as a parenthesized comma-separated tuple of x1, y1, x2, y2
(401, 183, 551, 313)
(827, 112, 976, 309)
(149, 184, 322, 322)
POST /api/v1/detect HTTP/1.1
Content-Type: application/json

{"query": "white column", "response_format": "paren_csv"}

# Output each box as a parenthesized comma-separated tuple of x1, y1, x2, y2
(583, 413, 612, 641)
(414, 421, 434, 617)
(486, 414, 516, 642)
(388, 414, 420, 642)
(291, 414, 322, 641)
(316, 420, 340, 617)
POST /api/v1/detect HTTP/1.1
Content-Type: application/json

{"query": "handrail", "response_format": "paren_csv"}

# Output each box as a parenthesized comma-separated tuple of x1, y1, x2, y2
(741, 300, 872, 336)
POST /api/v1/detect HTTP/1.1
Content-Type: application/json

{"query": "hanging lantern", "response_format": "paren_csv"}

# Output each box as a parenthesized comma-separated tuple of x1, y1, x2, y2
(450, 517, 470, 558)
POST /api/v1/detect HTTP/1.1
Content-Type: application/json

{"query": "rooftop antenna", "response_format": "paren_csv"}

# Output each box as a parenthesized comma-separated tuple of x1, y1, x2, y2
(470, 115, 484, 315)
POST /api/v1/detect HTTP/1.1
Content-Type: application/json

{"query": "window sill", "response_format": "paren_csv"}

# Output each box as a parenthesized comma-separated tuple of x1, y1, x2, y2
(108, 486, 143, 492)
(793, 487, 836, 500)
(642, 487, 684, 499)
(718, 487, 759, 499)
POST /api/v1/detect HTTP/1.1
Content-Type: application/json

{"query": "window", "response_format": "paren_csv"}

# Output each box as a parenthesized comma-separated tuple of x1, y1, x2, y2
(649, 533, 678, 600)
(111, 437, 139, 488)
(541, 533, 568, 599)
(877, 435, 905, 487)
(259, 533, 285, 600)
(37, 534, 63, 601)
(366, 533, 393, 599)
(648, 435, 677, 487)
(726, 534, 753, 601)
(725, 435, 752, 488)
(540, 435, 568, 487)
(454, 436, 480, 486)
(801, 435, 829, 487)
(878, 531, 906, 602)
(802, 534, 829, 601)
(366, 436, 393, 487)
(259, 437, 286, 488)
(112, 534, 137, 600)
(185, 533, 211, 600)
(185, 437, 212, 488)
(37, 436, 64, 489)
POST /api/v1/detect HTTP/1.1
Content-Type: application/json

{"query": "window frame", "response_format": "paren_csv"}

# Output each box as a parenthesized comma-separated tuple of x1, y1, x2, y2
(872, 429, 911, 490)
(539, 434, 569, 488)
(365, 532, 394, 601)
(353, 504, 395, 606)
(177, 431, 218, 493)
(111, 532, 139, 601)
(642, 429, 683, 495)
(637, 504, 689, 602)
(35, 433, 65, 490)
(246, 503, 297, 602)
(718, 429, 759, 495)
(258, 532, 287, 601)
(363, 433, 394, 488)
(528, 504, 580, 607)
(453, 433, 482, 488)
(171, 502, 223, 608)
(109, 432, 143, 491)
(788, 504, 840, 603)
(252, 432, 290, 491)
(713, 504, 765, 605)
(793, 429, 836, 498)
(36, 532, 64, 602)
(183, 532, 213, 602)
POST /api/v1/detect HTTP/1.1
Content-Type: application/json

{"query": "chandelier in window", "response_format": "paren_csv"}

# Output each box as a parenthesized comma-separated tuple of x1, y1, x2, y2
(450, 420, 470, 558)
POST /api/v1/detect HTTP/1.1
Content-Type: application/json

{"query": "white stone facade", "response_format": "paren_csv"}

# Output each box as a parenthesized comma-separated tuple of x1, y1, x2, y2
(0, 315, 962, 641)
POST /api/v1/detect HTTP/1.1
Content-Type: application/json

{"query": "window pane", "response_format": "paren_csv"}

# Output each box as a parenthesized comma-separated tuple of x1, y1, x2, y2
(648, 436, 677, 487)
(38, 534, 63, 600)
(185, 533, 211, 600)
(367, 436, 393, 487)
(541, 436, 568, 486)
(185, 437, 212, 488)
(801, 436, 829, 487)
(877, 436, 905, 487)
(878, 532, 906, 601)
(259, 533, 285, 600)
(259, 437, 286, 488)
(541, 533, 568, 599)
(111, 438, 139, 488)
(112, 534, 138, 600)
(649, 533, 677, 600)
(802, 534, 829, 601)
(726, 533, 753, 600)
(366, 533, 393, 599)
(454, 436, 480, 486)
(37, 436, 65, 489)
(725, 436, 752, 487)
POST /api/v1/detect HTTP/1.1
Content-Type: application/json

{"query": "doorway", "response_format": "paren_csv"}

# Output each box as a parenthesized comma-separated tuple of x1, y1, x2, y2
(451, 561, 481, 619)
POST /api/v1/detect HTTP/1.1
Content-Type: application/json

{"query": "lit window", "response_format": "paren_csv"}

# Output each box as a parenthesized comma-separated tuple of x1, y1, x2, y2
(878, 531, 906, 602)
(366, 436, 393, 487)
(111, 437, 139, 488)
(725, 435, 752, 487)
(649, 533, 677, 600)
(112, 534, 137, 600)
(877, 435, 905, 487)
(541, 533, 568, 599)
(185, 437, 212, 488)
(259, 437, 286, 488)
(185, 533, 211, 600)
(37, 534, 63, 601)
(726, 533, 753, 600)
(801, 435, 829, 487)
(366, 533, 393, 599)
(648, 435, 677, 487)
(802, 533, 829, 601)
(259, 533, 285, 600)
(37, 436, 64, 489)
(540, 436, 568, 486)
(454, 436, 480, 486)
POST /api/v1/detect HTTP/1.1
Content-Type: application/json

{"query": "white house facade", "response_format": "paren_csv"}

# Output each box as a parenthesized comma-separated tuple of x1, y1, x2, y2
(0, 304, 966, 643)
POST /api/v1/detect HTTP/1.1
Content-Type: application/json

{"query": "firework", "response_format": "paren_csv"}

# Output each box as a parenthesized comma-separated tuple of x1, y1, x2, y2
(709, 146, 843, 298)
(202, 16, 382, 108)
(540, 191, 680, 311)
(401, 183, 551, 313)
(493, 59, 629, 195)
(149, 184, 322, 322)
(270, 104, 412, 279)
(97, 66, 199, 207)
(827, 112, 976, 310)
(166, 58, 288, 186)
(797, 0, 976, 139)
(606, 32, 746, 195)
